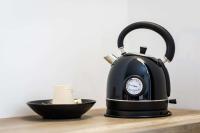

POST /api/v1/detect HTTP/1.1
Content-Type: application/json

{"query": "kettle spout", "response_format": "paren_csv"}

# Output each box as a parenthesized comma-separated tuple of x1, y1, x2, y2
(104, 54, 117, 64)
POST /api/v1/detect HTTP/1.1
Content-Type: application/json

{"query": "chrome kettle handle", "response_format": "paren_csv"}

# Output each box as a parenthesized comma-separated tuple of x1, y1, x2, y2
(117, 21, 175, 63)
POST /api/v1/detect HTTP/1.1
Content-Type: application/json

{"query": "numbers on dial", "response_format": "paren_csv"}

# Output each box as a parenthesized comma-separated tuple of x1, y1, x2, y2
(126, 78, 143, 96)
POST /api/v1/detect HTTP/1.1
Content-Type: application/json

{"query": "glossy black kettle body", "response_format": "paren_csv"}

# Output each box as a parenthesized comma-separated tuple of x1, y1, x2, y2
(104, 22, 176, 118)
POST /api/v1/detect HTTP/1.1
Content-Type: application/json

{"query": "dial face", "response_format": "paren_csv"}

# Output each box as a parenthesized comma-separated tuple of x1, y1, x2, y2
(126, 77, 143, 96)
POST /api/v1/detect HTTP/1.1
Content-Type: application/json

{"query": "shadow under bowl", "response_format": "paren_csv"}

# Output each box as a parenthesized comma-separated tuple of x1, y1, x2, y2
(27, 99, 96, 119)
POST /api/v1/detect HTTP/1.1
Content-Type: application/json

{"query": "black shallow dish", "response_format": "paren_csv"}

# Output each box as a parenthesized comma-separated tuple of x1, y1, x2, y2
(27, 99, 96, 119)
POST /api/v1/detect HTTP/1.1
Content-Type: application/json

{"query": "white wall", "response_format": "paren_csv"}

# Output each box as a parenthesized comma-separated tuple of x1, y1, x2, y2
(0, 0, 128, 118)
(1, 0, 200, 118)
(127, 0, 200, 110)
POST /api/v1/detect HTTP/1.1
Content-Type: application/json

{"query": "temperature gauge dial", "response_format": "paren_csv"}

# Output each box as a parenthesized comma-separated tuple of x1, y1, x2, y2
(125, 77, 144, 96)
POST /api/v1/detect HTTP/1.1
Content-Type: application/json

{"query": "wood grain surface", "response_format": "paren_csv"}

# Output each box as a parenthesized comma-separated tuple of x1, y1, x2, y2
(0, 108, 200, 133)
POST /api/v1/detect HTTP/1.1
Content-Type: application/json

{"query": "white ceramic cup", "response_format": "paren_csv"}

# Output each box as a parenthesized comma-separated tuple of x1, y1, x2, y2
(52, 85, 74, 104)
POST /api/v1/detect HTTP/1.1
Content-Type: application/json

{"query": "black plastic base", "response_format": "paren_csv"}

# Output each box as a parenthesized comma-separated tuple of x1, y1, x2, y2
(105, 109, 171, 118)
(105, 99, 171, 118)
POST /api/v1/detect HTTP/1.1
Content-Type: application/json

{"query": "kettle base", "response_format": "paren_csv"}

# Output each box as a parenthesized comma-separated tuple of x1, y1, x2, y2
(105, 109, 171, 118)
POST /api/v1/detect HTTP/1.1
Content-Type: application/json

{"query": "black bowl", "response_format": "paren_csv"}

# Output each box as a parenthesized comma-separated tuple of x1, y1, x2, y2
(27, 99, 96, 119)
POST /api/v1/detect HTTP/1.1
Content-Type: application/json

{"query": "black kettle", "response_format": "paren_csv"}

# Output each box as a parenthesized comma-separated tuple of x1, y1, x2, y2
(104, 21, 176, 118)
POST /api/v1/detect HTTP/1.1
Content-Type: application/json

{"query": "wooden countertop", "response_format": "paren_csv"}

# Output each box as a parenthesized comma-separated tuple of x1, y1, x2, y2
(0, 108, 200, 133)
